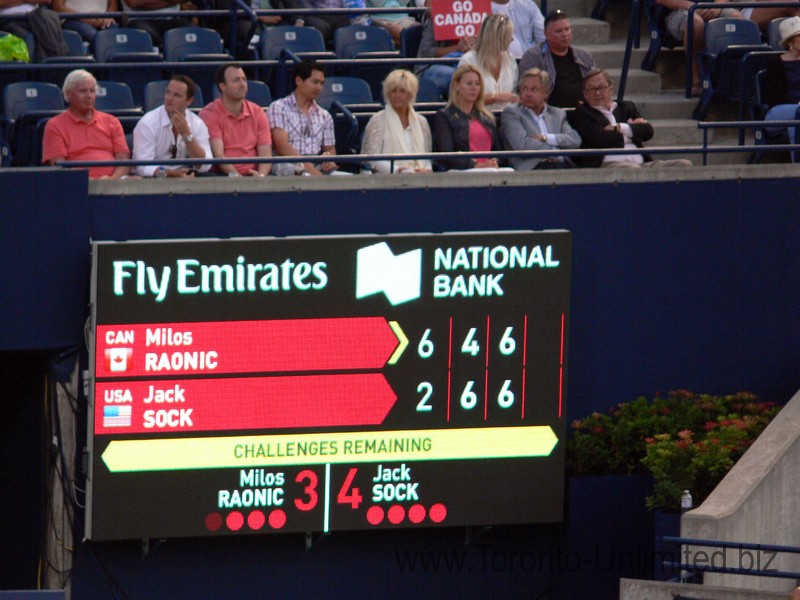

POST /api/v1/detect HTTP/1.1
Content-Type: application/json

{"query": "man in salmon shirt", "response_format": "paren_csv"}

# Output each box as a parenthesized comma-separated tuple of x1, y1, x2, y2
(199, 63, 273, 177)
(42, 69, 130, 179)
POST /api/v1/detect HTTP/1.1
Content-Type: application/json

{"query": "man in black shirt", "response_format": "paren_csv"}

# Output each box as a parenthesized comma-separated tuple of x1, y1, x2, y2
(518, 10, 595, 108)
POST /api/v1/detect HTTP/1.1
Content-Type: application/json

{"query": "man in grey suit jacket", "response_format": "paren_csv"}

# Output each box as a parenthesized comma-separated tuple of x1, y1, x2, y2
(501, 68, 581, 170)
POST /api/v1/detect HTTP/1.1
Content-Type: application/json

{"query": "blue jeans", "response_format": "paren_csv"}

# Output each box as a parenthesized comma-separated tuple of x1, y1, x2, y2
(419, 65, 455, 101)
(765, 103, 800, 161)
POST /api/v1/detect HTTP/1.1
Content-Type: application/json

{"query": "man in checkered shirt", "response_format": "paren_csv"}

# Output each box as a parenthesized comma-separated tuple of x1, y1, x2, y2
(267, 60, 340, 176)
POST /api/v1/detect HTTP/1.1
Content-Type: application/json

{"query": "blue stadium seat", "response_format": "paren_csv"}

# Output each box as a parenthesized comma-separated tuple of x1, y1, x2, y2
(334, 25, 400, 99)
(641, 0, 681, 71)
(94, 28, 164, 107)
(95, 81, 143, 120)
(768, 16, 790, 50)
(400, 24, 423, 59)
(317, 76, 373, 110)
(2, 81, 65, 166)
(212, 78, 272, 107)
(693, 18, 768, 119)
(259, 26, 333, 60)
(163, 27, 233, 103)
(144, 80, 205, 113)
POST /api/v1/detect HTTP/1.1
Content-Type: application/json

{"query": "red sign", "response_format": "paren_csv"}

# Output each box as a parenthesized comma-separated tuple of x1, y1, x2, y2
(95, 373, 397, 434)
(96, 317, 400, 378)
(431, 0, 490, 41)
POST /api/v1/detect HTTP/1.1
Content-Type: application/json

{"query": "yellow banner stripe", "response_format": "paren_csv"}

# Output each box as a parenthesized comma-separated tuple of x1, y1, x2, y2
(101, 426, 559, 472)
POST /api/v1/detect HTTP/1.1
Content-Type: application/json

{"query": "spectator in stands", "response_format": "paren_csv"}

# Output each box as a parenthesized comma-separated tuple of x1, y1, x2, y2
(42, 68, 130, 178)
(434, 63, 504, 170)
(761, 17, 800, 152)
(739, 0, 800, 31)
(458, 13, 518, 111)
(361, 69, 432, 173)
(491, 0, 544, 58)
(133, 74, 212, 176)
(501, 67, 580, 169)
(763, 17, 800, 116)
(52, 0, 118, 48)
(267, 59, 340, 176)
(199, 63, 273, 176)
(281, 0, 350, 43)
(0, 0, 51, 39)
(415, 0, 476, 101)
(367, 0, 417, 46)
(121, 0, 193, 48)
(568, 68, 692, 168)
(204, 0, 282, 58)
(518, 9, 595, 108)
(656, 0, 741, 96)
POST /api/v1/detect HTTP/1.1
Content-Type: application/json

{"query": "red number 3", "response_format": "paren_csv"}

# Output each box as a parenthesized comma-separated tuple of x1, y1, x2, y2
(294, 469, 318, 511)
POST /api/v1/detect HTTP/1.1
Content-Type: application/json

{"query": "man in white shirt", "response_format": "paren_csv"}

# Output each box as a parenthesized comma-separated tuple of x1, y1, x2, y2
(133, 74, 212, 177)
(568, 68, 692, 168)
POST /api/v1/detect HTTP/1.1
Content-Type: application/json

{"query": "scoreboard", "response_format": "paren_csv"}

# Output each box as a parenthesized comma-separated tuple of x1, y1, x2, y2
(86, 231, 572, 540)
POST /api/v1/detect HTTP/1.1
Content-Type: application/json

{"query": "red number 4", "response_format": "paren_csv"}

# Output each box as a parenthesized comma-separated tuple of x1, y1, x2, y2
(337, 468, 363, 509)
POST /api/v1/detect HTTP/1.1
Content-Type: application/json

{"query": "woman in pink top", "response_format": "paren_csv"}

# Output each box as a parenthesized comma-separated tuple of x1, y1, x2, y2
(433, 64, 502, 170)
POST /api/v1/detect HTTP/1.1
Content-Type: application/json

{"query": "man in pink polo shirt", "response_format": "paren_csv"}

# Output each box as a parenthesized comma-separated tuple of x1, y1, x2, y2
(199, 63, 273, 177)
(42, 69, 130, 179)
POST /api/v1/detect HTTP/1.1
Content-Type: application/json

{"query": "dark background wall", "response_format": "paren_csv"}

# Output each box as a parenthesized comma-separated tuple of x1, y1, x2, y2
(2, 170, 798, 599)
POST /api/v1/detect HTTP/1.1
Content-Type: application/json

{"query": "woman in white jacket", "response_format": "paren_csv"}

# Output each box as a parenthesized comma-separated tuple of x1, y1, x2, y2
(361, 69, 433, 174)
(458, 13, 519, 111)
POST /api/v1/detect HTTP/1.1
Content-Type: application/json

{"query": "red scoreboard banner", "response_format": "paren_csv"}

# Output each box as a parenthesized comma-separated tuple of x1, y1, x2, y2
(87, 232, 571, 541)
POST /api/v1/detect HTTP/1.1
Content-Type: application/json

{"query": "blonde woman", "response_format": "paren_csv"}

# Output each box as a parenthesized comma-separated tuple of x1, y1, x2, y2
(434, 64, 503, 170)
(457, 13, 518, 110)
(361, 69, 433, 174)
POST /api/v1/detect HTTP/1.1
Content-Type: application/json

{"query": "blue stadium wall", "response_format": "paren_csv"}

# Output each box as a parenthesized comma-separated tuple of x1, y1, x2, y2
(1, 168, 798, 599)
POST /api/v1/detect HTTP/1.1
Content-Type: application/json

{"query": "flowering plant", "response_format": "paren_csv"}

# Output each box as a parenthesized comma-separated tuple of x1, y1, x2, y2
(567, 391, 780, 511)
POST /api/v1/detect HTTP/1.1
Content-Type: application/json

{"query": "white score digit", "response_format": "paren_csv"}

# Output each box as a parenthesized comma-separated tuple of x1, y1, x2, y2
(462, 327, 480, 356)
(497, 379, 514, 408)
(460, 381, 478, 409)
(418, 328, 434, 358)
(416, 382, 433, 412)
(499, 327, 516, 355)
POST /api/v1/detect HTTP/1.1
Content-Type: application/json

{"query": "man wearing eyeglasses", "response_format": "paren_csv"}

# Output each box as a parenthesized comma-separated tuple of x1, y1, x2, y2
(133, 74, 212, 177)
(568, 68, 693, 168)
(518, 10, 595, 108)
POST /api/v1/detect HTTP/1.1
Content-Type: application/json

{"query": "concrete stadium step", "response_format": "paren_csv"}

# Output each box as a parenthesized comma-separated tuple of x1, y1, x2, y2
(606, 67, 662, 94)
(589, 43, 648, 70)
(570, 17, 611, 45)
(626, 92, 697, 119)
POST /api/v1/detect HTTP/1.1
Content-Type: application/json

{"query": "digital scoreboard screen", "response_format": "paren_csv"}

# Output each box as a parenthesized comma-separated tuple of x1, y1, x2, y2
(87, 231, 572, 541)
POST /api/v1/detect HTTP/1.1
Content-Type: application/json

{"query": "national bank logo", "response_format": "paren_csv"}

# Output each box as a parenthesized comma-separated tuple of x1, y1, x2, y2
(355, 242, 422, 306)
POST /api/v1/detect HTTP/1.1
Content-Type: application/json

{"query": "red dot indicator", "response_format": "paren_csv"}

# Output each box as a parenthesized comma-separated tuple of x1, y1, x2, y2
(366, 505, 384, 525)
(205, 512, 223, 532)
(408, 504, 426, 524)
(268, 509, 287, 529)
(248, 510, 265, 531)
(387, 505, 405, 524)
(226, 511, 244, 531)
(429, 503, 447, 523)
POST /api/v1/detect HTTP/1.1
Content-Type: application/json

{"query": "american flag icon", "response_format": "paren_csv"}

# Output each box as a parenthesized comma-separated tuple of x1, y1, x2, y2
(103, 406, 132, 428)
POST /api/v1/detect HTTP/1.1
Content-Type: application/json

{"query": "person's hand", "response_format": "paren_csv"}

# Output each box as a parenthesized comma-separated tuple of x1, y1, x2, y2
(697, 7, 720, 20)
(628, 117, 647, 124)
(475, 158, 499, 169)
(247, 169, 267, 177)
(169, 110, 191, 139)
(259, 15, 282, 24)
(456, 36, 476, 53)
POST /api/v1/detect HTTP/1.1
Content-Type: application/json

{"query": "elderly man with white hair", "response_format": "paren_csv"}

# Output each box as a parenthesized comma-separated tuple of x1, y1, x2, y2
(42, 69, 130, 179)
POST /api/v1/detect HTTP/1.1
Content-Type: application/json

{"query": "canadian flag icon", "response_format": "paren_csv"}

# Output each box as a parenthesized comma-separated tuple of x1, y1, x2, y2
(104, 348, 133, 372)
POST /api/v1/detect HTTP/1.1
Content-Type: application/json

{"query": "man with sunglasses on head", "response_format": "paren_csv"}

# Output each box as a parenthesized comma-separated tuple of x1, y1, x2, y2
(518, 9, 595, 108)
(133, 74, 212, 177)
(568, 68, 692, 168)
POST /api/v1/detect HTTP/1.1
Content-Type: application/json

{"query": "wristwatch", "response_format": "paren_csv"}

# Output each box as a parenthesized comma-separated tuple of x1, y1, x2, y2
(184, 133, 194, 143)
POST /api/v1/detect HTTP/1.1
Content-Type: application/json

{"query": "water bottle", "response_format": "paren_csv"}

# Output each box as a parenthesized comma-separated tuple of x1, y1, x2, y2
(154, 166, 167, 178)
(343, 0, 371, 25)
(681, 489, 693, 513)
